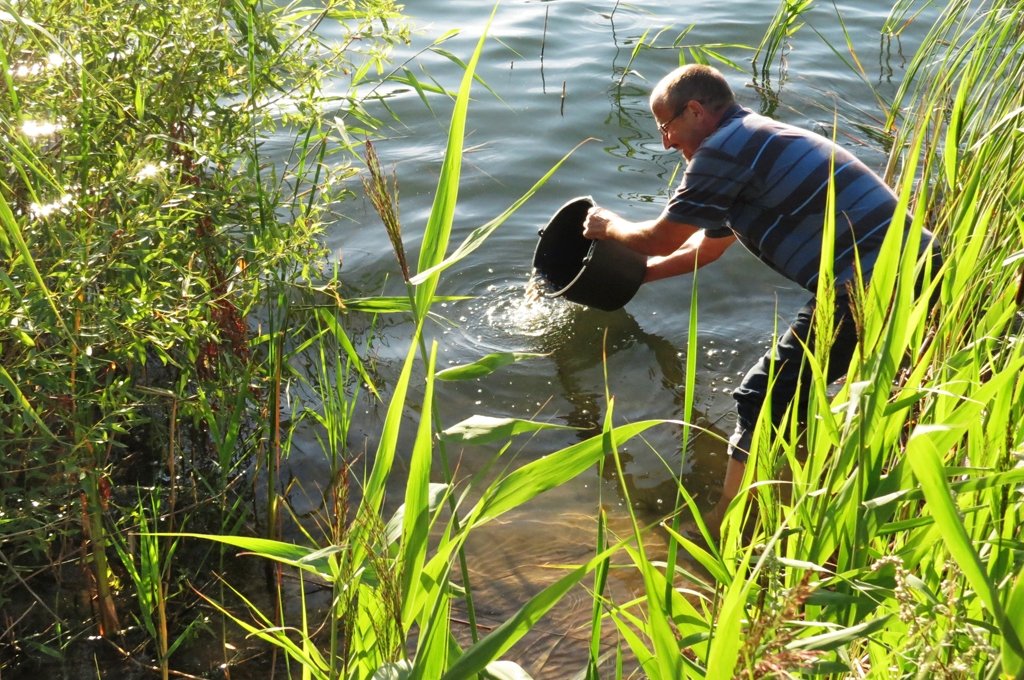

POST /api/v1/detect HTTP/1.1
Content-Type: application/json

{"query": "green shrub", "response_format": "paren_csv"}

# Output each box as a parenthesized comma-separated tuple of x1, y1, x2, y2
(0, 0, 406, 671)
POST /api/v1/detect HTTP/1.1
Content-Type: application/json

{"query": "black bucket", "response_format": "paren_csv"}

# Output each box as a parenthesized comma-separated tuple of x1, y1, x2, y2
(531, 196, 647, 311)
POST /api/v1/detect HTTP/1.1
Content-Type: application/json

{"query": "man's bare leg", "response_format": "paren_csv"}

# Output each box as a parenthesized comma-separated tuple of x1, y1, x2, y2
(705, 456, 746, 534)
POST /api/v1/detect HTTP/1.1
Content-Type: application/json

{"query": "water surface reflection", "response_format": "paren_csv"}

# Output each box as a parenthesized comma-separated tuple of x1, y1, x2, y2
(431, 281, 730, 675)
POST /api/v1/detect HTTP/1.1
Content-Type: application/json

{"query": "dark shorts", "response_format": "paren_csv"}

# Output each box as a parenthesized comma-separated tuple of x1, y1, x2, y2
(726, 293, 859, 463)
(726, 246, 943, 463)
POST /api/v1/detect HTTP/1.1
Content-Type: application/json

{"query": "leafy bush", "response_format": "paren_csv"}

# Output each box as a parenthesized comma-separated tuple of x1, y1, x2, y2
(0, 0, 406, 671)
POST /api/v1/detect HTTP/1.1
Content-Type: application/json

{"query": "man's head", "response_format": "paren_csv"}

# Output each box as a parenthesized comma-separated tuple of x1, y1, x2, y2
(650, 64, 735, 159)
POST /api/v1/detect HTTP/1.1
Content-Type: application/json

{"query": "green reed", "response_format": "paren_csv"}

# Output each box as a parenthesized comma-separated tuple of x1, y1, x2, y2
(171, 1, 1023, 677)
(700, 1, 1024, 677)
(0, 0, 407, 674)
(5, 0, 1023, 677)
(172, 10, 655, 676)
(472, 1, 1022, 677)
(752, 0, 815, 113)
(110, 494, 199, 680)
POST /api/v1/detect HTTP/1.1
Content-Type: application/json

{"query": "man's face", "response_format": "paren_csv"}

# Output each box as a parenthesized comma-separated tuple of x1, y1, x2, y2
(652, 98, 706, 161)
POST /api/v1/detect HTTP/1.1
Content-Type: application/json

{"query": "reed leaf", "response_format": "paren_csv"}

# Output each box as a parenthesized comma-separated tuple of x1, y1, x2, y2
(601, 401, 703, 679)
(586, 507, 611, 679)
(905, 358, 1024, 659)
(198, 580, 332, 678)
(413, 5, 496, 317)
(439, 414, 580, 445)
(788, 614, 893, 652)
(0, 363, 55, 440)
(464, 420, 666, 527)
(623, 547, 702, 679)
(399, 342, 439, 624)
(0, 190, 72, 343)
(316, 306, 380, 399)
(606, 602, 661, 673)
(409, 576, 452, 680)
(360, 334, 420, 528)
(661, 522, 731, 586)
(1004, 566, 1024, 677)
(157, 533, 341, 579)
(435, 352, 548, 381)
(705, 545, 757, 679)
(410, 139, 593, 285)
(336, 295, 470, 313)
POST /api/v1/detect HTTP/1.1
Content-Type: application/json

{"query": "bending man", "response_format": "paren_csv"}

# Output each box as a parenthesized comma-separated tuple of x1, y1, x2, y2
(583, 64, 941, 530)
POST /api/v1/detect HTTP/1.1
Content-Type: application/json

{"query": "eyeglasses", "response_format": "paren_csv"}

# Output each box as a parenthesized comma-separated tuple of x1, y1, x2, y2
(657, 108, 686, 136)
(656, 100, 700, 135)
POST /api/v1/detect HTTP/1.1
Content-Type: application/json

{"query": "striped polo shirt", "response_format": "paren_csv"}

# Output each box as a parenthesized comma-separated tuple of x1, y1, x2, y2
(663, 104, 931, 291)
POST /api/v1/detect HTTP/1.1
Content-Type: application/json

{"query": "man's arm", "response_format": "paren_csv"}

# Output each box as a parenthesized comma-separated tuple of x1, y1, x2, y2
(644, 231, 736, 282)
(583, 207, 701, 256)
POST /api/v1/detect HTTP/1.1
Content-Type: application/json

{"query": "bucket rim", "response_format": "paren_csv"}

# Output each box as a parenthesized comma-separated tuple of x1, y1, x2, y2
(534, 194, 596, 299)
(541, 195, 595, 229)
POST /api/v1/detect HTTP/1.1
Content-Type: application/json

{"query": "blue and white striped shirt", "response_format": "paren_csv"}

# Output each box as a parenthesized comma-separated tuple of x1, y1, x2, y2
(663, 104, 933, 291)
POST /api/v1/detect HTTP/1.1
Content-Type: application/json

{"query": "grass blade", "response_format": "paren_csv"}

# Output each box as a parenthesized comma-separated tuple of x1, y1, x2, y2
(435, 352, 547, 381)
(439, 543, 621, 680)
(413, 5, 497, 317)
(400, 342, 440, 624)
(409, 139, 594, 285)
(439, 414, 579, 445)
(1004, 565, 1024, 677)
(904, 357, 1024, 660)
(464, 420, 666, 526)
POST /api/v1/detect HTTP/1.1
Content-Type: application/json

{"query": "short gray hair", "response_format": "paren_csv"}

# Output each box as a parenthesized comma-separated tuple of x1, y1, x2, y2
(651, 64, 735, 115)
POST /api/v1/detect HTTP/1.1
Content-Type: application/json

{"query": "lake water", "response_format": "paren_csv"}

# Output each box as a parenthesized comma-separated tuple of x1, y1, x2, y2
(300, 1, 934, 675)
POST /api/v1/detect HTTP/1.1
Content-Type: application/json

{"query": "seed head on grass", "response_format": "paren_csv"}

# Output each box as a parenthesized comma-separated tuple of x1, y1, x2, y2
(363, 140, 409, 282)
(737, 568, 822, 679)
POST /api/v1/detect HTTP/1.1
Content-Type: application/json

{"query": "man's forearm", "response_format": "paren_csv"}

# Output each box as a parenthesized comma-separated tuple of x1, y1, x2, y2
(645, 246, 699, 282)
(643, 232, 735, 282)
(603, 216, 682, 256)
(584, 207, 697, 256)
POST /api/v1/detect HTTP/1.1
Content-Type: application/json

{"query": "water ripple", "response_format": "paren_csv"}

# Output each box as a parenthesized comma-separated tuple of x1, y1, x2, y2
(440, 272, 580, 357)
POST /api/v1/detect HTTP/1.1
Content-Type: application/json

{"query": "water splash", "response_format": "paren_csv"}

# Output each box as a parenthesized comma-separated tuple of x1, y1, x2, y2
(523, 268, 557, 303)
(485, 270, 573, 339)
(441, 269, 577, 358)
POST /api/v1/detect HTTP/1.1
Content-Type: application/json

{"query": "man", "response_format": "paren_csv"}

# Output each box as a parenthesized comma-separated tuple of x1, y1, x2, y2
(583, 64, 940, 532)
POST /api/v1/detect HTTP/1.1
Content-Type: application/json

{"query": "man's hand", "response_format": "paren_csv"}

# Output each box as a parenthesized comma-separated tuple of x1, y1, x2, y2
(582, 206, 615, 240)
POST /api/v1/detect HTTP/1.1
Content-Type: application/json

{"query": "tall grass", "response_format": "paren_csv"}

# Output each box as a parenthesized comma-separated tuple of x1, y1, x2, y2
(534, 7, 1011, 678)
(167, 1, 1023, 678)
(572, 2, 1024, 678)
(4, 0, 1023, 678)
(752, 0, 815, 113)
(174, 9, 668, 676)
(358, 1, 1023, 677)
(608, 1, 1024, 677)
(0, 0, 407, 674)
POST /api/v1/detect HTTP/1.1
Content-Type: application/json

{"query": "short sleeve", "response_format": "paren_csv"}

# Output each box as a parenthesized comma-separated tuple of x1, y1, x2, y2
(661, 145, 750, 234)
(703, 225, 734, 238)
